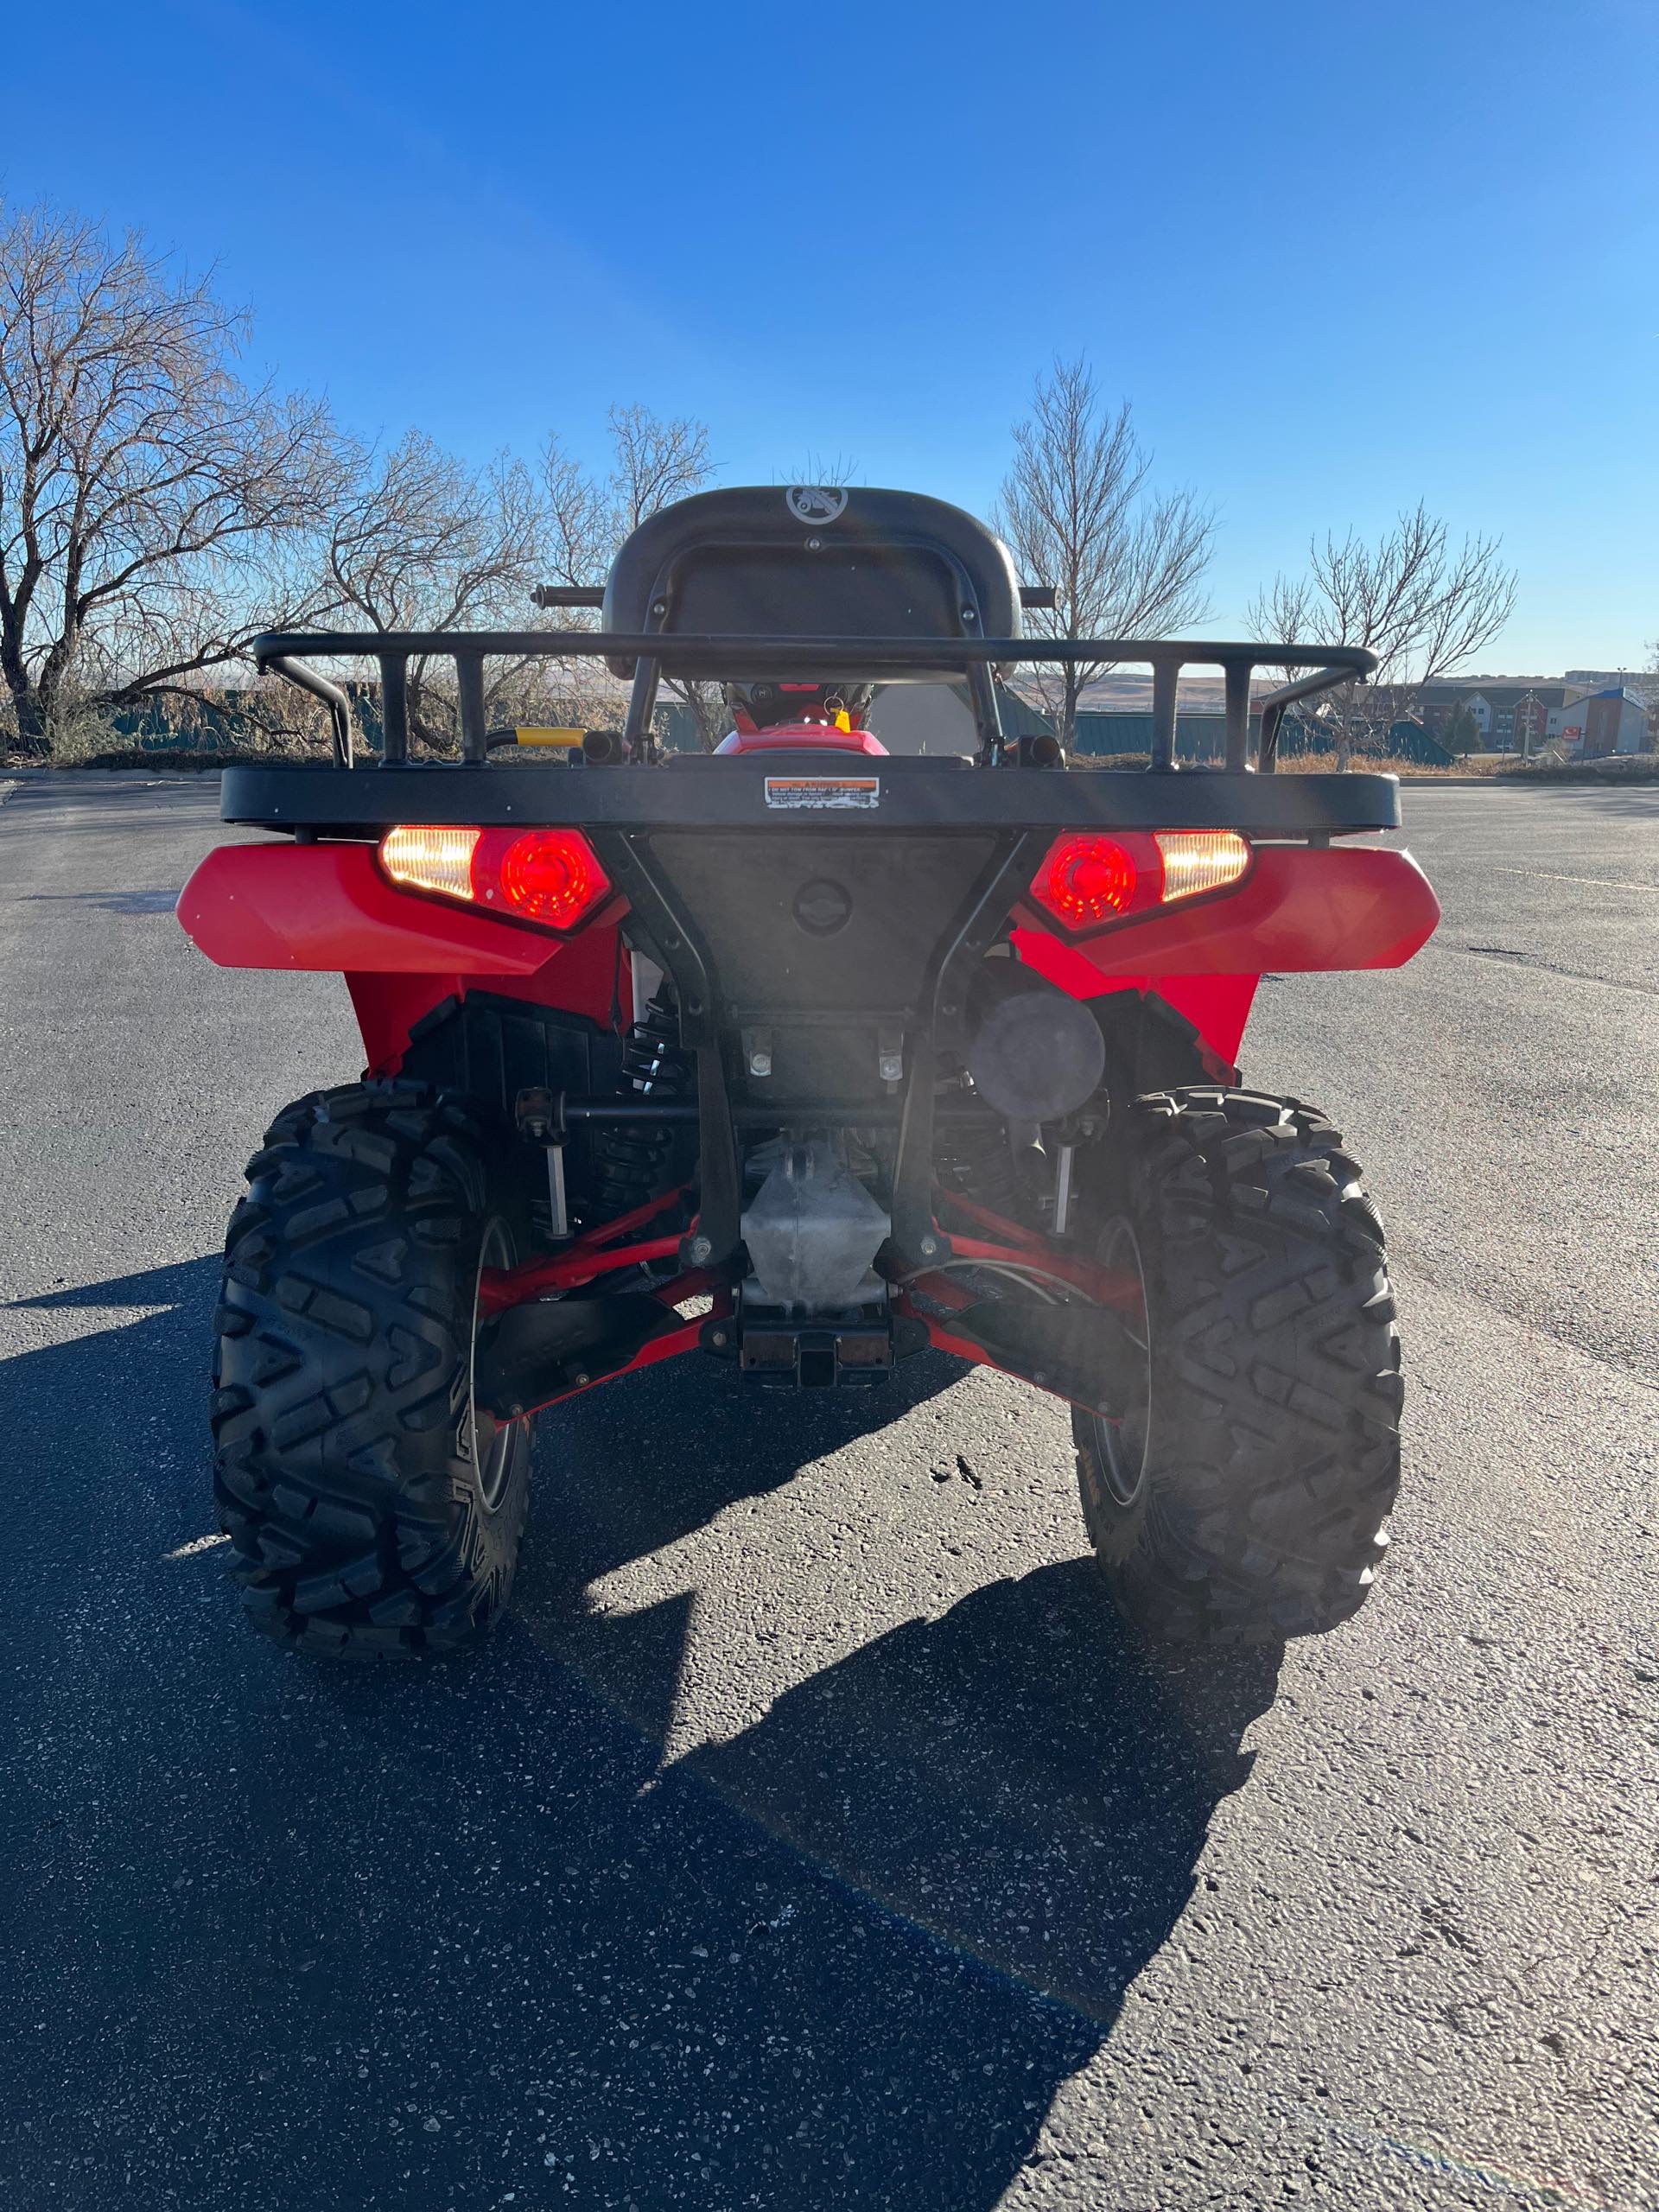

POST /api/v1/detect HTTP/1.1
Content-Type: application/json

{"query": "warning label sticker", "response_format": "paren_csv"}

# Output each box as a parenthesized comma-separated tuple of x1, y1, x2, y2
(763, 775, 880, 811)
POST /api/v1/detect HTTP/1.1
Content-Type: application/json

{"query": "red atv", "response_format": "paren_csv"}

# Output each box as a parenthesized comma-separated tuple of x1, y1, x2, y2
(179, 486, 1439, 1658)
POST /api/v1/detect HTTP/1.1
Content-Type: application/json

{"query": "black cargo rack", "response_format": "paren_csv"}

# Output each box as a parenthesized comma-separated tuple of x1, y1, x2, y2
(254, 627, 1374, 772)
(237, 628, 1391, 835)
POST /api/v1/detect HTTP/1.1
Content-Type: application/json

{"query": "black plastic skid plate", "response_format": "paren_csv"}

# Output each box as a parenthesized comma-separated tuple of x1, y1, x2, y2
(220, 758, 1401, 836)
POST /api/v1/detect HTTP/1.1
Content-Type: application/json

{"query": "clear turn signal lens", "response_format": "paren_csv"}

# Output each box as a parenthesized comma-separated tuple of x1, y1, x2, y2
(1153, 831, 1251, 900)
(380, 824, 480, 900)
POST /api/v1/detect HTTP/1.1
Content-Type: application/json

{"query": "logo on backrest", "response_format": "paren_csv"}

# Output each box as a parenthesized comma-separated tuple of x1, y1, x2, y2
(786, 485, 849, 524)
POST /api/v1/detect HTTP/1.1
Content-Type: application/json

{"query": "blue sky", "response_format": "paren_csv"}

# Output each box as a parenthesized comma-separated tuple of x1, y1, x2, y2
(8, 0, 1656, 671)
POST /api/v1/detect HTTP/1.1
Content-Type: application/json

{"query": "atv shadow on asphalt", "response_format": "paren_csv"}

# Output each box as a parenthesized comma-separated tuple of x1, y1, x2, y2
(530, 1351, 1283, 2021)
(3, 1258, 1281, 2212)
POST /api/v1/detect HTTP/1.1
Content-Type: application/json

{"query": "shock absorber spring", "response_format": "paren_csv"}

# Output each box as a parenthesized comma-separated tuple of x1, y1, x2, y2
(583, 991, 694, 1224)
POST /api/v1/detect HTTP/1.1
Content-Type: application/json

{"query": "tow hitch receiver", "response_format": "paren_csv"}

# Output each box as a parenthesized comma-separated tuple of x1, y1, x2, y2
(705, 1306, 931, 1389)
(738, 1319, 893, 1389)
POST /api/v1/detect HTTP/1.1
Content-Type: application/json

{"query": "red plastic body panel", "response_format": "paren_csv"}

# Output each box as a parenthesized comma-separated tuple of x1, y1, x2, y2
(345, 972, 467, 1072)
(1014, 844, 1438, 976)
(180, 842, 632, 1074)
(714, 724, 889, 756)
(179, 842, 577, 974)
(1021, 840, 1433, 1065)
(346, 929, 629, 1075)
(1013, 844, 1437, 1065)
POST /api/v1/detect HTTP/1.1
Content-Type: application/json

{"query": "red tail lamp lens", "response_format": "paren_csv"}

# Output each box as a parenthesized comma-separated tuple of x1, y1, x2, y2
(493, 830, 609, 927)
(1039, 836, 1141, 928)
(1031, 830, 1249, 932)
(380, 825, 611, 931)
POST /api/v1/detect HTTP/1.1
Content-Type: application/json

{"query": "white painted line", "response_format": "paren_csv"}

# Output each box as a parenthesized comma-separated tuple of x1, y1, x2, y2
(162, 1532, 230, 1560)
(1491, 865, 1658, 894)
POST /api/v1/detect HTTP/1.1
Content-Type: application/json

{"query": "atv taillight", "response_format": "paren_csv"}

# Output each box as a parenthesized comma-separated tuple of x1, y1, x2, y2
(1153, 830, 1252, 900)
(379, 824, 612, 932)
(380, 825, 480, 900)
(1038, 835, 1141, 926)
(493, 830, 611, 928)
(1032, 830, 1250, 933)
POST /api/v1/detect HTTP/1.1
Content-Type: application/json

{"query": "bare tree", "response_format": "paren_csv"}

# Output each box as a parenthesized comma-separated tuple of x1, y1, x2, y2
(994, 358, 1214, 745)
(1249, 505, 1517, 767)
(321, 429, 544, 748)
(0, 200, 343, 750)
(540, 404, 721, 746)
(779, 452, 859, 488)
(540, 439, 617, 597)
(607, 404, 712, 535)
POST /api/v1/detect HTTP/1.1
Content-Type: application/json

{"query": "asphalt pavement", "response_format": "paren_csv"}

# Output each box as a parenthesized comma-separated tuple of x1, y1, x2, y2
(1, 772, 1655, 2212)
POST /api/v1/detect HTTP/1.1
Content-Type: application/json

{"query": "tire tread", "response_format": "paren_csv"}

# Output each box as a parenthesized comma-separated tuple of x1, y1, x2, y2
(211, 1081, 530, 1659)
(1076, 1086, 1402, 1643)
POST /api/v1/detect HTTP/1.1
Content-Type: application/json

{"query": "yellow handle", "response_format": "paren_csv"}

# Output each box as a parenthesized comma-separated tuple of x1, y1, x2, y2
(515, 726, 585, 749)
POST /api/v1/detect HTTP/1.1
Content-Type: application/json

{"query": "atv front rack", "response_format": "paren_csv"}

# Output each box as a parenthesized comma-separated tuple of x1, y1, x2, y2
(251, 626, 1376, 779)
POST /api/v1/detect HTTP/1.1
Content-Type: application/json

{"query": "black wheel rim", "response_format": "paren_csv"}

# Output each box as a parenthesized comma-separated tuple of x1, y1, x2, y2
(1090, 1218, 1152, 1511)
(470, 1221, 525, 1515)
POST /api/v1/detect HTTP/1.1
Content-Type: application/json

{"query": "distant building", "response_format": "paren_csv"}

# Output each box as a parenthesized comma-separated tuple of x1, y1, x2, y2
(1408, 680, 1572, 749)
(852, 671, 1652, 762)
(1565, 669, 1659, 705)
(1546, 688, 1651, 758)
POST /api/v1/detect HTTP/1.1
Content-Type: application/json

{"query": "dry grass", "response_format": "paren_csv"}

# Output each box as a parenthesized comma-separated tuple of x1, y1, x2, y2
(1274, 749, 1484, 779)
(1277, 750, 1659, 783)
(1071, 749, 1480, 779)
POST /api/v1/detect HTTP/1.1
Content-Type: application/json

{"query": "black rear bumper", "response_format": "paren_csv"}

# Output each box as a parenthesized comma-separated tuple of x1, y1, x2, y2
(220, 757, 1401, 838)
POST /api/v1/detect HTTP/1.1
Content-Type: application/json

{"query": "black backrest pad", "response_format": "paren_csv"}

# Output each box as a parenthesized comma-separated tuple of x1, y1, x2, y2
(601, 486, 1023, 680)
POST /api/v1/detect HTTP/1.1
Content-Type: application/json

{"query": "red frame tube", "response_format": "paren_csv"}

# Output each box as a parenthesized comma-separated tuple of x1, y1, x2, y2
(512, 1294, 733, 1417)
(934, 1192, 1141, 1307)
(893, 1306, 1114, 1418)
(938, 1236, 1141, 1309)
(477, 1185, 690, 1313)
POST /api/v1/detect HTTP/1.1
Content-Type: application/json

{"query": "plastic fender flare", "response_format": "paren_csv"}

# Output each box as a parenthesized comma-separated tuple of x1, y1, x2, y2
(177, 841, 584, 975)
(1013, 843, 1440, 980)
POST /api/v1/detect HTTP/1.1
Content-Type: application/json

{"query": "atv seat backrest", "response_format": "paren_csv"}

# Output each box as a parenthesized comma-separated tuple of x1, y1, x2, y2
(601, 485, 1023, 682)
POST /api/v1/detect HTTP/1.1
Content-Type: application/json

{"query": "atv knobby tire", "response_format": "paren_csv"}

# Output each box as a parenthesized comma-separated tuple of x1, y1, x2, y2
(1074, 1088, 1402, 1643)
(212, 1083, 533, 1658)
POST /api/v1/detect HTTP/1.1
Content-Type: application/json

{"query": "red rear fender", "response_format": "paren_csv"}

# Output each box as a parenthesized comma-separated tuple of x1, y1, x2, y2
(1013, 843, 1439, 1065)
(178, 841, 577, 975)
(1014, 843, 1440, 982)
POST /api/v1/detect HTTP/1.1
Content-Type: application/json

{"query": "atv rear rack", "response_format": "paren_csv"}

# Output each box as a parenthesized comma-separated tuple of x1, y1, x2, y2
(252, 628, 1373, 771)
(243, 628, 1389, 834)
(221, 755, 1400, 836)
